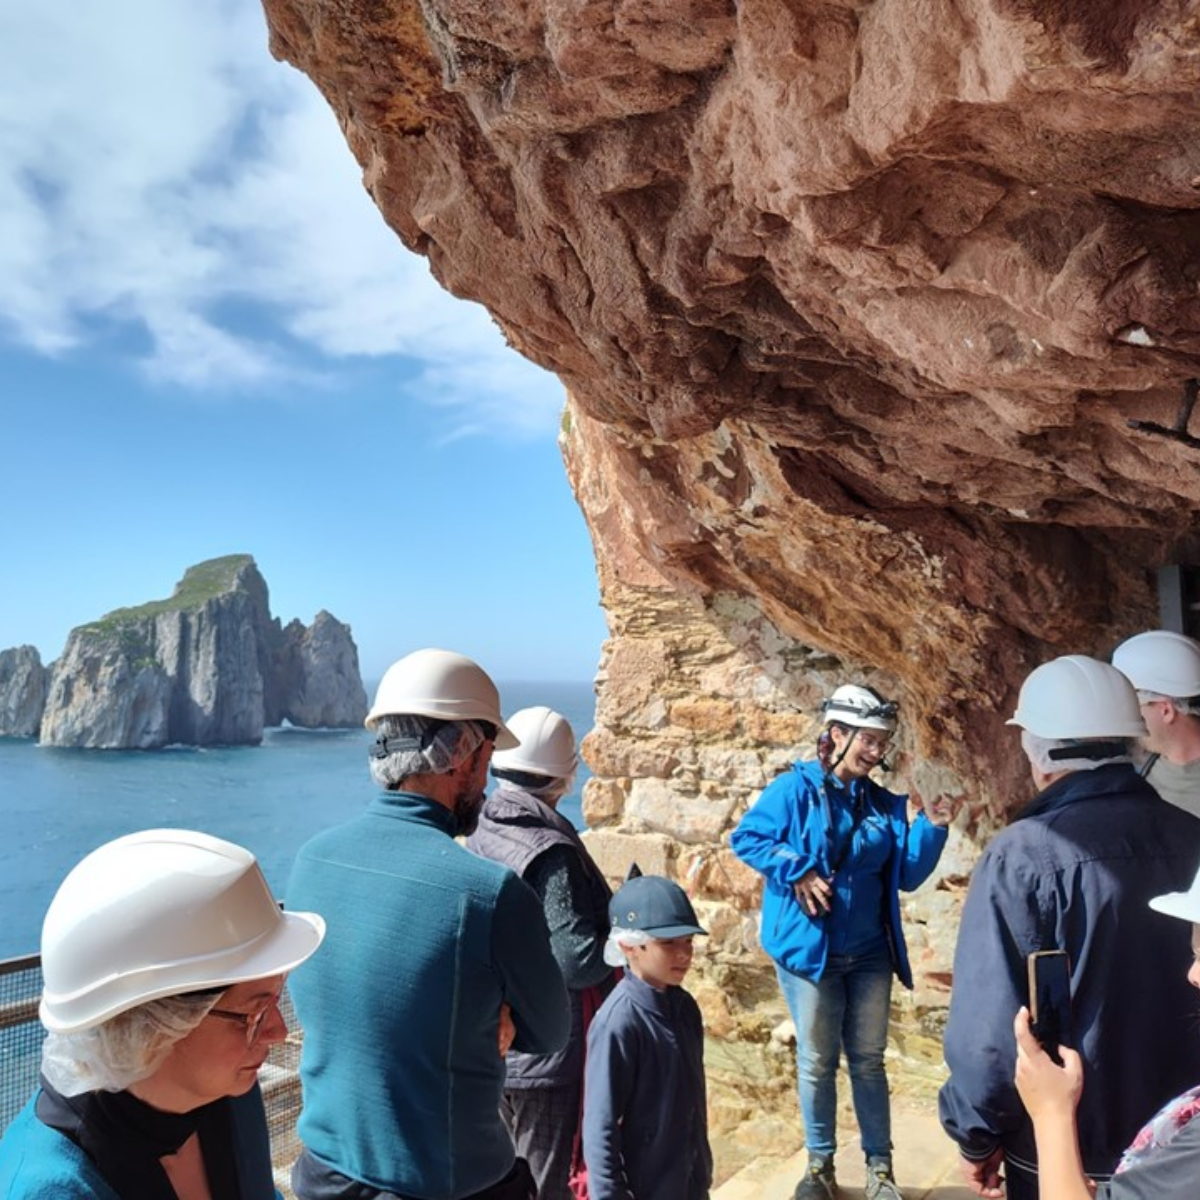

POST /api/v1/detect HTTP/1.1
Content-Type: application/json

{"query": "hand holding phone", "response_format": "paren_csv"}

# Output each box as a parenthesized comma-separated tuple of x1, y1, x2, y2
(1027, 950, 1074, 1067)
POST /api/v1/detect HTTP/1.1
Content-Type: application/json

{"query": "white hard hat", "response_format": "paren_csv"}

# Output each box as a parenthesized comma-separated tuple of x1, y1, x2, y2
(820, 684, 898, 732)
(40, 829, 326, 1033)
(365, 648, 517, 749)
(492, 706, 579, 778)
(1149, 864, 1200, 924)
(1006, 655, 1146, 739)
(1112, 630, 1200, 700)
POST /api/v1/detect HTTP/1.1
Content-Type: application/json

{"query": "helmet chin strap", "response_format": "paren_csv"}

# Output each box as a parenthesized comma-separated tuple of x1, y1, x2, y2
(825, 725, 893, 776)
(826, 725, 858, 776)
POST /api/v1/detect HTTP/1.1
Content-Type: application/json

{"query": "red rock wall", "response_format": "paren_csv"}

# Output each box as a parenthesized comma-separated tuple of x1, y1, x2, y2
(261, 0, 1200, 1077)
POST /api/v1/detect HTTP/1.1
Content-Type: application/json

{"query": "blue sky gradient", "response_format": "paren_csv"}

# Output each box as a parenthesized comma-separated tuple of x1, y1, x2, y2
(0, 1, 608, 684)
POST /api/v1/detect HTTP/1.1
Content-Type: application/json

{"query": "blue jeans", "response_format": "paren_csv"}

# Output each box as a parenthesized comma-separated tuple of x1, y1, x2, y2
(775, 951, 894, 1160)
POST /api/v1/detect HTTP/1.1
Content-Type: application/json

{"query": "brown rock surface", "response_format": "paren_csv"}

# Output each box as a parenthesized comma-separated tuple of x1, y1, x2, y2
(262, 0, 1198, 798)
(261, 0, 1200, 1153)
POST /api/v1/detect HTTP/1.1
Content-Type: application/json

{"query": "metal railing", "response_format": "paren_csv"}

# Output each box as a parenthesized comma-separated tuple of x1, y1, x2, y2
(0, 954, 303, 1197)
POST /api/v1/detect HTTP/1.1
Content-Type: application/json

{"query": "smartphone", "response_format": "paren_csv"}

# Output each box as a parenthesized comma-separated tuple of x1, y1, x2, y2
(1027, 949, 1074, 1066)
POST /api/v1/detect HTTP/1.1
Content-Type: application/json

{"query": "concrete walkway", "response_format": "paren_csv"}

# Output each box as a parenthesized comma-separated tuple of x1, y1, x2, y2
(715, 1102, 978, 1200)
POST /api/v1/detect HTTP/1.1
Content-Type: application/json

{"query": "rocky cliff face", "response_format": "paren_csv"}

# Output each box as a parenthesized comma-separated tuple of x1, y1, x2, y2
(0, 646, 48, 737)
(267, 610, 372, 728)
(29, 555, 367, 749)
(260, 0, 1198, 800)
(258, 0, 1200, 1152)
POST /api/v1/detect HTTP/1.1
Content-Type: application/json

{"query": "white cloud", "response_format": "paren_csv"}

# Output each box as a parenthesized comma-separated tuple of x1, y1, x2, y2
(0, 0, 562, 439)
(414, 352, 570, 444)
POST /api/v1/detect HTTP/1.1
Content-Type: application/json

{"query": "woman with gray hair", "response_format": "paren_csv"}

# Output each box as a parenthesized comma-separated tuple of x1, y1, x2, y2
(0, 828, 325, 1199)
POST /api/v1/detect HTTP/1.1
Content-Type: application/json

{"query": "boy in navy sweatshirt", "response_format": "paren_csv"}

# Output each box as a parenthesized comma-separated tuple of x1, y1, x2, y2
(582, 869, 712, 1200)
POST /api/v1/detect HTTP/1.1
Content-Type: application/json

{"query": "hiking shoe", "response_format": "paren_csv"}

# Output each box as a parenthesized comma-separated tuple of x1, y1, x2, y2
(864, 1157, 903, 1200)
(793, 1157, 837, 1200)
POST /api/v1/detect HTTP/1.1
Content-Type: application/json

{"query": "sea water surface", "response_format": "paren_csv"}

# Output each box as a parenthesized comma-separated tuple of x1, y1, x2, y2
(0, 680, 595, 961)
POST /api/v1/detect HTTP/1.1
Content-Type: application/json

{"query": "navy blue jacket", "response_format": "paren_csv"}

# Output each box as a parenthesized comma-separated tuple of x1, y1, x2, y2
(939, 764, 1200, 1181)
(583, 971, 711, 1200)
(730, 760, 947, 985)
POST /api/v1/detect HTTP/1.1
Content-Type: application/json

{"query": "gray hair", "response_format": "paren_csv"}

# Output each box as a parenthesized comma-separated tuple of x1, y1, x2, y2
(1138, 690, 1200, 719)
(369, 715, 487, 789)
(1021, 729, 1135, 776)
(492, 772, 574, 804)
(41, 990, 221, 1096)
(603, 927, 652, 968)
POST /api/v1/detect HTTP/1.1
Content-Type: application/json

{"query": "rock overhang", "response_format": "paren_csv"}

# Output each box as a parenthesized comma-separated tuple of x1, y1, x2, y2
(260, 0, 1200, 806)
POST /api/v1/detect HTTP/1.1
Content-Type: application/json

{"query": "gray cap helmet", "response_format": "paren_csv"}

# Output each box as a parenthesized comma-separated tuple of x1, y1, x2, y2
(608, 870, 707, 939)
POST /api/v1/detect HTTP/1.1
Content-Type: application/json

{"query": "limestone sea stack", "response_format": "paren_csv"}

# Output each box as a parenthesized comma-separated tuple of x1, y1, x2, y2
(23, 554, 367, 749)
(0, 646, 48, 738)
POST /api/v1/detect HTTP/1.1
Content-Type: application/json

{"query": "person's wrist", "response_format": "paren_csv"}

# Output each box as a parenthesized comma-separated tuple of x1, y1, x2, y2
(959, 1142, 1000, 1164)
(1034, 1106, 1078, 1138)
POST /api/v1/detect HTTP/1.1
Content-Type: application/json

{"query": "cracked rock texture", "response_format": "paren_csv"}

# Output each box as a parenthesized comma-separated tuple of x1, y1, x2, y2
(262, 0, 1200, 1109)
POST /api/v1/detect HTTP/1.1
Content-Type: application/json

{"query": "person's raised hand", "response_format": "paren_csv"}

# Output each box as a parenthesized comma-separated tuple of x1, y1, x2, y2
(908, 789, 961, 827)
(1014, 1006, 1083, 1120)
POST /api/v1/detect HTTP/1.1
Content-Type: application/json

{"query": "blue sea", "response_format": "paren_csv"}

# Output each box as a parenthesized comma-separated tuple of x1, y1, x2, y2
(0, 680, 595, 961)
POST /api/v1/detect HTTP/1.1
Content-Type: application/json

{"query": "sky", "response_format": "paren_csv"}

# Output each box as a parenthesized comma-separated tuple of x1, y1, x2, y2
(0, 0, 609, 685)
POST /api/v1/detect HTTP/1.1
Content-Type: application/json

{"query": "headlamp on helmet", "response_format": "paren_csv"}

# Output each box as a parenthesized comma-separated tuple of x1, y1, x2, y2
(820, 684, 899, 733)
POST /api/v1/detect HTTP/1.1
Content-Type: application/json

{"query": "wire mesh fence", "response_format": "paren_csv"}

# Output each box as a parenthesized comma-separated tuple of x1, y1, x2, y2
(0, 956, 42, 1136)
(0, 953, 304, 1197)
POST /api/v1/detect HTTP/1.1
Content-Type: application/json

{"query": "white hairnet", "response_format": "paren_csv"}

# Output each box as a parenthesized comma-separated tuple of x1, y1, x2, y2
(369, 715, 487, 788)
(1021, 729, 1134, 776)
(603, 927, 651, 968)
(41, 990, 221, 1096)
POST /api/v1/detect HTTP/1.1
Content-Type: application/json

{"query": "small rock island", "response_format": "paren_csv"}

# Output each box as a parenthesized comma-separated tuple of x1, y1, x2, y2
(0, 554, 368, 748)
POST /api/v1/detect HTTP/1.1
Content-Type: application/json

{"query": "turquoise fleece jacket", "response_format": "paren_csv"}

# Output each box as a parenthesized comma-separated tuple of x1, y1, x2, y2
(730, 760, 947, 986)
(287, 791, 569, 1198)
(0, 1087, 280, 1199)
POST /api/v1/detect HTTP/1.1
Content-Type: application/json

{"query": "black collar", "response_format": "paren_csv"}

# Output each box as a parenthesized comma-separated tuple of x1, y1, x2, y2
(36, 1074, 242, 1199)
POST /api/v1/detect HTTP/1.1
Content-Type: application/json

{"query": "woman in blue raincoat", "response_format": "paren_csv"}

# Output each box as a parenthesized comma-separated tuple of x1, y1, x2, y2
(732, 685, 952, 1200)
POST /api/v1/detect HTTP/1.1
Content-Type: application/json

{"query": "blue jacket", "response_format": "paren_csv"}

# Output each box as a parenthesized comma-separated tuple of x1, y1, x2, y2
(0, 1086, 279, 1199)
(583, 971, 711, 1200)
(286, 791, 569, 1199)
(730, 760, 947, 986)
(938, 765, 1200, 1180)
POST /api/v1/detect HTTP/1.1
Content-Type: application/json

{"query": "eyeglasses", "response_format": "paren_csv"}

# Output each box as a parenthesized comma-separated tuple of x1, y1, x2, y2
(208, 996, 281, 1046)
(854, 732, 892, 754)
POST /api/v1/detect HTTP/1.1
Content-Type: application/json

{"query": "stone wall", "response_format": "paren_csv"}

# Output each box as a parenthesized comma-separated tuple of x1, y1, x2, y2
(563, 399, 1006, 1152)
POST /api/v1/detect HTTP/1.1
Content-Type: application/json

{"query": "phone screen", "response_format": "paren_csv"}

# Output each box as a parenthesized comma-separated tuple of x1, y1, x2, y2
(1027, 950, 1073, 1065)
